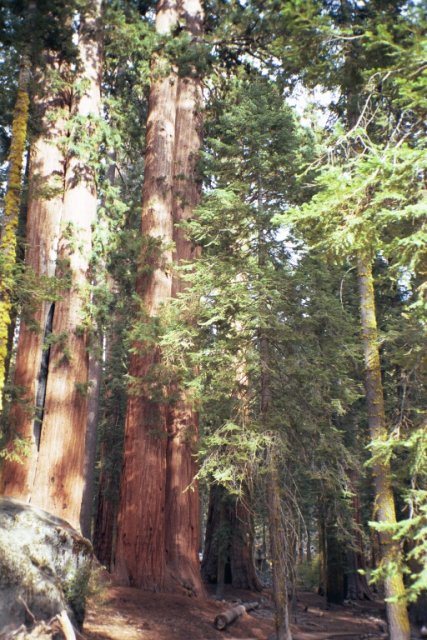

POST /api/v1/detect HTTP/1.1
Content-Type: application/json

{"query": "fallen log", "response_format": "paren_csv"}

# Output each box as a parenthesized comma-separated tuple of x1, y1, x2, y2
(214, 602, 259, 630)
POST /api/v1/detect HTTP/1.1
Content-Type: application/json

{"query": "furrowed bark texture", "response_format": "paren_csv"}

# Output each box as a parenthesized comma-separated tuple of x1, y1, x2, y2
(165, 0, 204, 595)
(115, 0, 203, 595)
(30, 0, 102, 530)
(94, 443, 118, 569)
(357, 253, 410, 640)
(0, 58, 30, 409)
(114, 0, 179, 589)
(114, 0, 204, 594)
(1, 2, 102, 532)
(201, 485, 262, 591)
(1, 52, 67, 499)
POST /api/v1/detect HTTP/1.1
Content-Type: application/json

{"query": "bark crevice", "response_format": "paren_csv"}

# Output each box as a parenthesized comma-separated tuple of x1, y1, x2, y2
(34, 302, 55, 449)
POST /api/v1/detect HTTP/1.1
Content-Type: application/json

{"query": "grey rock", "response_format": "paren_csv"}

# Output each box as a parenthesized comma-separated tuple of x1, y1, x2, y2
(0, 497, 92, 635)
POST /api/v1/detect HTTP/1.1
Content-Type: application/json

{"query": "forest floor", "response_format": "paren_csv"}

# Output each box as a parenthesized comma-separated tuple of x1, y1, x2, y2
(83, 579, 401, 640)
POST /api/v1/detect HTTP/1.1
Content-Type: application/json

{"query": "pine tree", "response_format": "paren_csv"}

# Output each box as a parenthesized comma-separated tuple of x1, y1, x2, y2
(275, 3, 426, 633)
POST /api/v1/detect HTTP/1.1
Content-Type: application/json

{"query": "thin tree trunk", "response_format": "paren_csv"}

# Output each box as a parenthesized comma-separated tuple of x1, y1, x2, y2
(230, 490, 263, 591)
(80, 345, 102, 539)
(93, 329, 126, 571)
(216, 497, 227, 599)
(357, 252, 410, 640)
(260, 331, 292, 640)
(94, 442, 119, 569)
(114, 0, 179, 588)
(318, 510, 327, 596)
(306, 525, 312, 563)
(326, 521, 345, 605)
(345, 469, 373, 600)
(267, 454, 292, 640)
(0, 57, 30, 410)
(3, 146, 31, 390)
(201, 484, 224, 585)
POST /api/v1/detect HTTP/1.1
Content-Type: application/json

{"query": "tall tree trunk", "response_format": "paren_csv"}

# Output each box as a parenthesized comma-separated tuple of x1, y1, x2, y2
(115, 0, 204, 593)
(267, 452, 292, 640)
(326, 521, 345, 605)
(29, 0, 102, 530)
(94, 442, 120, 569)
(164, 0, 204, 595)
(345, 469, 373, 600)
(2, 3, 102, 532)
(114, 0, 179, 589)
(201, 485, 262, 591)
(229, 490, 263, 591)
(80, 345, 102, 539)
(260, 332, 292, 639)
(357, 252, 410, 640)
(1, 51, 68, 499)
(0, 57, 30, 410)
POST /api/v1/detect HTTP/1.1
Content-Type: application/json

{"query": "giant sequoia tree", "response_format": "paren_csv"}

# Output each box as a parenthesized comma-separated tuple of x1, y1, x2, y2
(1, 0, 102, 531)
(114, 0, 204, 594)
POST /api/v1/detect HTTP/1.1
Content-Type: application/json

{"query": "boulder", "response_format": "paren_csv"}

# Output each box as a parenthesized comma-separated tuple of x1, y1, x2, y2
(0, 497, 92, 636)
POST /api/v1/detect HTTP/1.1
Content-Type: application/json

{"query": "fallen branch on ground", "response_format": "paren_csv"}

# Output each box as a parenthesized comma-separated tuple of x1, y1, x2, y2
(214, 601, 259, 630)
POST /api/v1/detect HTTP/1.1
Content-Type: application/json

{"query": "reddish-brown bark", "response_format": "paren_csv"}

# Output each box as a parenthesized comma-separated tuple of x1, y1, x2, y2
(28, 1, 102, 530)
(94, 441, 120, 570)
(164, 0, 204, 595)
(0, 51, 68, 500)
(1, 2, 102, 532)
(114, 0, 204, 593)
(114, 0, 179, 589)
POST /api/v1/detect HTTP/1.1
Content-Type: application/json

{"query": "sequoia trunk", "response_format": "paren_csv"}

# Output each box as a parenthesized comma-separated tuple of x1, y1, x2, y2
(1, 51, 67, 499)
(114, 0, 204, 593)
(2, 3, 102, 531)
(114, 0, 179, 588)
(29, 1, 102, 530)
(164, 0, 204, 596)
(357, 253, 410, 640)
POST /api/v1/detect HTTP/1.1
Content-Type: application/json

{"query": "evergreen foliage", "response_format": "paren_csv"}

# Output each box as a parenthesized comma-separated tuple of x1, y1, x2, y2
(0, 0, 425, 632)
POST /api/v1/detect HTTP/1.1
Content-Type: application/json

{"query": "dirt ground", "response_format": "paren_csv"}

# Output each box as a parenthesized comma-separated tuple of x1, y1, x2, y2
(83, 582, 403, 640)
